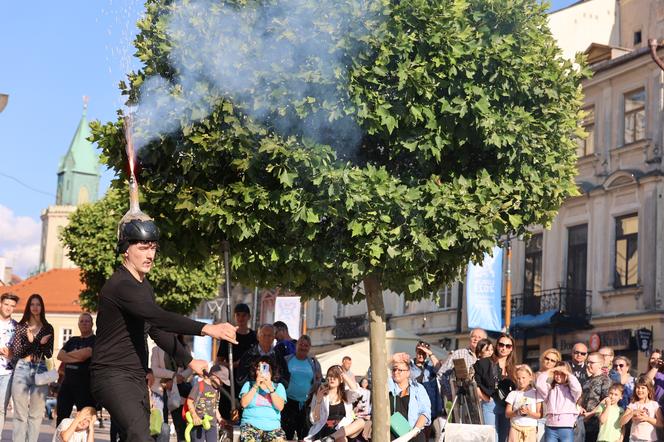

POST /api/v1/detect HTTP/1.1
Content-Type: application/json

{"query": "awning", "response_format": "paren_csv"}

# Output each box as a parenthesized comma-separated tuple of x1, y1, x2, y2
(509, 309, 592, 338)
(510, 310, 559, 330)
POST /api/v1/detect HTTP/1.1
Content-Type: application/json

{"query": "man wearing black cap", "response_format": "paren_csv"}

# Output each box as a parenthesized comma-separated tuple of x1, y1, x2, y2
(90, 219, 237, 442)
(217, 303, 257, 370)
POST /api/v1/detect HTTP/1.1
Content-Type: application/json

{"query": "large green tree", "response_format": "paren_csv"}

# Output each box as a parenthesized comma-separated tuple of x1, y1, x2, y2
(91, 0, 585, 438)
(61, 188, 221, 314)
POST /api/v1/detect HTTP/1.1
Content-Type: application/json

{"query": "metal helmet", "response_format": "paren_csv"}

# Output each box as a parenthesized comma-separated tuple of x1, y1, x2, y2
(116, 219, 160, 254)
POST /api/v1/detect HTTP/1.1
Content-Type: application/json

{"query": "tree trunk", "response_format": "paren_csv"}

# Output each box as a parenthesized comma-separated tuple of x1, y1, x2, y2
(365, 275, 389, 442)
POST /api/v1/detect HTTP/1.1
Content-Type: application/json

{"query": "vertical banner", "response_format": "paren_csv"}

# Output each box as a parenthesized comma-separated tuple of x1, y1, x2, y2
(274, 296, 301, 339)
(466, 246, 504, 332)
(193, 318, 213, 360)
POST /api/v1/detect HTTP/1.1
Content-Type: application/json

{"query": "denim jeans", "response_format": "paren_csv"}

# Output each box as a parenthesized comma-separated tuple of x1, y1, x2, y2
(0, 371, 13, 433)
(544, 426, 574, 442)
(480, 399, 510, 442)
(11, 360, 48, 442)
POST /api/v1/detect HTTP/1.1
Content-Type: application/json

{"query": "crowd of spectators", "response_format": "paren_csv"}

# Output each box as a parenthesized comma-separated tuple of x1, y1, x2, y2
(3, 291, 664, 442)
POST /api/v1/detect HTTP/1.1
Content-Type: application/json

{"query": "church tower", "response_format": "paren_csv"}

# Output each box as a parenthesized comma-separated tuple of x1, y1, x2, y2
(39, 98, 100, 271)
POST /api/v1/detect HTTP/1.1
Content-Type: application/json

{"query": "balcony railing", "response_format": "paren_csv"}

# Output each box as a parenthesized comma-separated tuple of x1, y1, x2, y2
(508, 287, 591, 322)
(333, 314, 368, 340)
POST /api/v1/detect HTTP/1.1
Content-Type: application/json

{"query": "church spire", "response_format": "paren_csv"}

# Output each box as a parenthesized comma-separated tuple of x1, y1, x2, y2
(56, 96, 100, 206)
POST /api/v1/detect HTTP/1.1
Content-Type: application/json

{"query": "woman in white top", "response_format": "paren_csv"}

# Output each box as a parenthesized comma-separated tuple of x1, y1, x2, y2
(306, 365, 364, 442)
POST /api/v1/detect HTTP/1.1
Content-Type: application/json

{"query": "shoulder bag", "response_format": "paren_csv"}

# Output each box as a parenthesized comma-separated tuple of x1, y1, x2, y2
(34, 356, 58, 386)
(390, 392, 412, 437)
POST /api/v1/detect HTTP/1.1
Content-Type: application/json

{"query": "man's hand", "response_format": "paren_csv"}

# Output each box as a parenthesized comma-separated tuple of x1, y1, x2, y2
(192, 413, 202, 426)
(176, 374, 185, 384)
(202, 323, 238, 344)
(188, 359, 209, 377)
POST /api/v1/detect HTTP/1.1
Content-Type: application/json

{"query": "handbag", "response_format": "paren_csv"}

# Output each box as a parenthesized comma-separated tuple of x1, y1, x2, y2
(34, 357, 58, 386)
(150, 408, 164, 436)
(390, 393, 412, 437)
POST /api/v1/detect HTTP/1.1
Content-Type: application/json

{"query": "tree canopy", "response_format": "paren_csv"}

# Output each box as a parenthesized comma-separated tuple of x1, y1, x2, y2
(61, 188, 221, 313)
(91, 0, 584, 304)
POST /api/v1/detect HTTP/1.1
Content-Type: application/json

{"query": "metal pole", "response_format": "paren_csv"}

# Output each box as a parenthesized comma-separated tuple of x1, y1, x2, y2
(505, 238, 512, 331)
(221, 241, 236, 411)
(252, 286, 259, 330)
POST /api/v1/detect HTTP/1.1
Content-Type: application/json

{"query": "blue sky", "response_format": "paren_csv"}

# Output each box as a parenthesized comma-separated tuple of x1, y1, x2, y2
(0, 0, 577, 276)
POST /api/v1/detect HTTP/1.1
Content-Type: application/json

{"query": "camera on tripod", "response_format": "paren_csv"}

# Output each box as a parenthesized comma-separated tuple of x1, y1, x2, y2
(448, 359, 483, 425)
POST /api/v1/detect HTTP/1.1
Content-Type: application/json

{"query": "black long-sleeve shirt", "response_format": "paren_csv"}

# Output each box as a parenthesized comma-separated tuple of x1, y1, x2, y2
(90, 266, 205, 376)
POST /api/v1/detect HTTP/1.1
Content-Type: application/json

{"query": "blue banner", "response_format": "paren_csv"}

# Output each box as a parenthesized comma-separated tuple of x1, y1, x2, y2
(466, 246, 504, 332)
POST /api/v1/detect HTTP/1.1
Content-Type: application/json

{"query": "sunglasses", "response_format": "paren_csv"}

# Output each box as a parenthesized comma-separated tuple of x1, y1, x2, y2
(392, 367, 409, 373)
(497, 342, 513, 349)
(543, 356, 559, 364)
(613, 363, 626, 368)
(573, 351, 588, 356)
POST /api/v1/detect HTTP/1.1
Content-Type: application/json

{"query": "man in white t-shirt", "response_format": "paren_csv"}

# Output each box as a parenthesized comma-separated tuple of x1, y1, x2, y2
(53, 406, 96, 442)
(0, 292, 18, 433)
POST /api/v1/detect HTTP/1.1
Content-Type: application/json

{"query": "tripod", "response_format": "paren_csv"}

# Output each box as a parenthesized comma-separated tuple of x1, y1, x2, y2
(449, 379, 482, 425)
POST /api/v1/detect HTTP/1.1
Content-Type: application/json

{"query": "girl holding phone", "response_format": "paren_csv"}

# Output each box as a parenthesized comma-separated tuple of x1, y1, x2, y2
(306, 365, 364, 442)
(239, 356, 287, 442)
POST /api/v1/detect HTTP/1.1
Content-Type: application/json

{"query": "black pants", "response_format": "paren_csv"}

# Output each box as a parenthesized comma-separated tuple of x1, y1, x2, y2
(91, 370, 151, 442)
(56, 376, 96, 426)
(281, 398, 309, 440)
(584, 416, 599, 442)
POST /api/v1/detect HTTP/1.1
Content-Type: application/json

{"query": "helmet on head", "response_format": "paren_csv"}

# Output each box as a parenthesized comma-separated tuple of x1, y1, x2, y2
(116, 219, 160, 254)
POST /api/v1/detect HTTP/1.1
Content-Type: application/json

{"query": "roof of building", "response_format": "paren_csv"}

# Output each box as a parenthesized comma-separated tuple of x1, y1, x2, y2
(0, 268, 86, 314)
(57, 98, 100, 177)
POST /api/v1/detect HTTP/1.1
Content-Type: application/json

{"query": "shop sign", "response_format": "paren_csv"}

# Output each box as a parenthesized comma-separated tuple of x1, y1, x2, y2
(636, 328, 653, 353)
(559, 329, 633, 353)
(597, 329, 632, 350)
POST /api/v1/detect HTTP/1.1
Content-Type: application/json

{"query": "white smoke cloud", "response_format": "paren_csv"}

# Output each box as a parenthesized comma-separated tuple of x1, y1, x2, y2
(0, 205, 41, 278)
(132, 0, 383, 155)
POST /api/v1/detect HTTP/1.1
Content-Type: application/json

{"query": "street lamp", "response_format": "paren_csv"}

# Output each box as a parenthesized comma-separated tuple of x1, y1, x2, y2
(0, 94, 8, 113)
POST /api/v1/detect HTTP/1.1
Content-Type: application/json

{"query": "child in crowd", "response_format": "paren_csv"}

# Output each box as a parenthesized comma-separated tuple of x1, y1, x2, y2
(589, 383, 624, 442)
(147, 370, 170, 442)
(53, 406, 96, 442)
(186, 366, 224, 442)
(619, 376, 663, 442)
(535, 362, 582, 442)
(505, 365, 542, 442)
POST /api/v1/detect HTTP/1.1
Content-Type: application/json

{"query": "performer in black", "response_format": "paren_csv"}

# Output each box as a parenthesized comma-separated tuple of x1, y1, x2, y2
(90, 219, 236, 442)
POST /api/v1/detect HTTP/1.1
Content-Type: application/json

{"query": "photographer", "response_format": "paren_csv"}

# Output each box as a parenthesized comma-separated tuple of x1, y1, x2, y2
(643, 349, 664, 401)
(409, 342, 442, 440)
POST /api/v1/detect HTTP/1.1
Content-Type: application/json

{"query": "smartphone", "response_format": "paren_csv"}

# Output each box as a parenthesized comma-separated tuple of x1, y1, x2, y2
(260, 362, 270, 377)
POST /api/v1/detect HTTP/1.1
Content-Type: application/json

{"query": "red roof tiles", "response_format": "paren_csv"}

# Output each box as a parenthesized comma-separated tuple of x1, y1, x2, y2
(0, 269, 86, 314)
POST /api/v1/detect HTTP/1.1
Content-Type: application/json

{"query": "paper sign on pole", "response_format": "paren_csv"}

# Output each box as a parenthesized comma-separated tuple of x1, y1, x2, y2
(193, 318, 213, 360)
(274, 296, 301, 339)
(466, 246, 503, 332)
